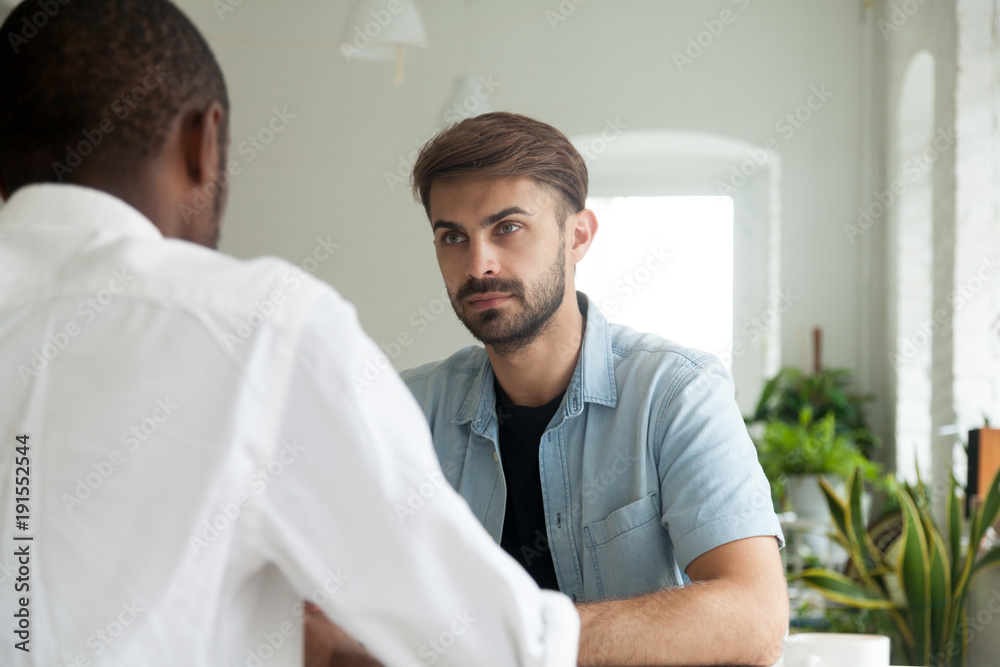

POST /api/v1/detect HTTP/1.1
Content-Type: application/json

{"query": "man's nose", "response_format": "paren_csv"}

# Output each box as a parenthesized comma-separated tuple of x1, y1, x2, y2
(465, 238, 500, 279)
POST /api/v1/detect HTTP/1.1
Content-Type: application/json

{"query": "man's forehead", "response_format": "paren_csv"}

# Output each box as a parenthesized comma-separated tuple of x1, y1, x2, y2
(428, 176, 558, 219)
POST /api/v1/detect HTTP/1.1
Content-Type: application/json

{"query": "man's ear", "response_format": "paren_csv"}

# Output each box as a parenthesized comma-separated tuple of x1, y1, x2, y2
(181, 101, 226, 188)
(568, 208, 598, 265)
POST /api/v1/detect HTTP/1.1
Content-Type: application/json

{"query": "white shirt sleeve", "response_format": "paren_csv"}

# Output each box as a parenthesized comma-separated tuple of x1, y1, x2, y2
(252, 291, 579, 667)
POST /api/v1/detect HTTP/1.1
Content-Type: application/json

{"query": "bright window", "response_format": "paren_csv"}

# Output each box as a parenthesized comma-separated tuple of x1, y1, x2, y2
(576, 196, 734, 363)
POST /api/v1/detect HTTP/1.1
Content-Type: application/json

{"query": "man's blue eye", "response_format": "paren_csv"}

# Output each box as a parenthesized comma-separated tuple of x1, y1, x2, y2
(443, 233, 463, 244)
(498, 223, 518, 234)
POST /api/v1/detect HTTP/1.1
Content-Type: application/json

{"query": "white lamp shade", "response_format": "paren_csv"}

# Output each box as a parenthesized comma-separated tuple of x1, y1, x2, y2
(440, 74, 495, 125)
(340, 0, 427, 62)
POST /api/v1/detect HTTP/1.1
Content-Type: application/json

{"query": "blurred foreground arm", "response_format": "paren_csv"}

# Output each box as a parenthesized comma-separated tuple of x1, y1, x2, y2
(260, 291, 579, 667)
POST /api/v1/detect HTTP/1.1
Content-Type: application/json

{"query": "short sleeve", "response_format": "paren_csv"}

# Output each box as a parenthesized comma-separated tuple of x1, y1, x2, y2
(654, 357, 784, 573)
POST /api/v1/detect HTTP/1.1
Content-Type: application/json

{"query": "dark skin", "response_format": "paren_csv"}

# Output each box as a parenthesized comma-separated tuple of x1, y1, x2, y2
(0, 100, 225, 247)
(0, 100, 369, 665)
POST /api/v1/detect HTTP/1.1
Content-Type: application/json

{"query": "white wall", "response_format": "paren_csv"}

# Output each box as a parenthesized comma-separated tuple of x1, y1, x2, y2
(174, 0, 869, 388)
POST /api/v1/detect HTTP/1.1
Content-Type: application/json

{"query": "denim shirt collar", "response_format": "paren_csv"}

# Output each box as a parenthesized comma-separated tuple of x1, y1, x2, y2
(456, 292, 618, 433)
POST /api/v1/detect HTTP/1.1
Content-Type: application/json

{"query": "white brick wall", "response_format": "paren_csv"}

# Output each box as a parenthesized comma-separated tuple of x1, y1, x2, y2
(877, 0, 999, 511)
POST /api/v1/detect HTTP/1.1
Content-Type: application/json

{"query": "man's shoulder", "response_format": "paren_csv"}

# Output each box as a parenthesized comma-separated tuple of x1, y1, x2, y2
(401, 345, 487, 384)
(400, 345, 487, 399)
(606, 322, 724, 378)
(130, 240, 336, 316)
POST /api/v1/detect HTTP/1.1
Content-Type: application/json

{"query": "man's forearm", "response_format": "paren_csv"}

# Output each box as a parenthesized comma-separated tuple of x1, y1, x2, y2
(576, 578, 786, 667)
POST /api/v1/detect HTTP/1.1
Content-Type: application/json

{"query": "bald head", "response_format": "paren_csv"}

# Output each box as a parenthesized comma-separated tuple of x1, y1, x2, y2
(0, 0, 231, 247)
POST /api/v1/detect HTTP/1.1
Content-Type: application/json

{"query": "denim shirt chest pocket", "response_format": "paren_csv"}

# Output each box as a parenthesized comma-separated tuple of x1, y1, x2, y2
(582, 491, 678, 599)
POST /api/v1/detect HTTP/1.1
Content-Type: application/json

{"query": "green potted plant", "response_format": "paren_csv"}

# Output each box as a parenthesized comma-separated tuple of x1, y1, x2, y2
(796, 467, 1000, 666)
(755, 407, 880, 517)
(750, 366, 881, 459)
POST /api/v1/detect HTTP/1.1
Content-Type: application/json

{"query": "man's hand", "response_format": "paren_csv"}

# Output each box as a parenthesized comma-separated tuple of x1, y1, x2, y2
(303, 603, 384, 667)
(576, 536, 787, 666)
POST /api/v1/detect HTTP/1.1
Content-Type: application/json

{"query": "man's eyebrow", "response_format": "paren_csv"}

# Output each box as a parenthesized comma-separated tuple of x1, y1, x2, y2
(482, 206, 533, 227)
(431, 207, 534, 233)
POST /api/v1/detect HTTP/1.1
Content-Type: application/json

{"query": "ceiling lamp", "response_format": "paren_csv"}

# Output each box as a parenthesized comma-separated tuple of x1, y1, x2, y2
(339, 0, 427, 85)
(440, 74, 495, 126)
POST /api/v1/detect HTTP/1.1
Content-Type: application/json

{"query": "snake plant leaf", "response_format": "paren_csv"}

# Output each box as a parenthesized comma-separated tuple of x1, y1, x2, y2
(797, 568, 896, 609)
(971, 465, 1000, 550)
(897, 485, 932, 664)
(752, 373, 782, 421)
(846, 468, 880, 576)
(926, 526, 951, 657)
(819, 476, 849, 543)
(971, 544, 1000, 582)
(947, 474, 963, 590)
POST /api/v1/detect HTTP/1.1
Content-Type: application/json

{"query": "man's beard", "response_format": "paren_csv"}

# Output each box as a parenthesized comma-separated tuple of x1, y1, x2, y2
(449, 238, 566, 355)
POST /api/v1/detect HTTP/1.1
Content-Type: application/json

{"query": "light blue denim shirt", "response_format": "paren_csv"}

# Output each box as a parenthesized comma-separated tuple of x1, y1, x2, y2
(401, 293, 783, 602)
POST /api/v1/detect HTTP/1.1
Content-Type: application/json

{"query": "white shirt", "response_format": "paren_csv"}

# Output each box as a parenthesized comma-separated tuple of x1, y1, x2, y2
(0, 184, 579, 667)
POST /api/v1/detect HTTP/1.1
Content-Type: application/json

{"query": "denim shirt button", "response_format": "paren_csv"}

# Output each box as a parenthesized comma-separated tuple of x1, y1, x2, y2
(492, 451, 499, 463)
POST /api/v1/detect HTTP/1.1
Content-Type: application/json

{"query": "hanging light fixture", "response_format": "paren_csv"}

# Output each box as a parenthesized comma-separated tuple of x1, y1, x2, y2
(440, 74, 495, 126)
(339, 0, 427, 85)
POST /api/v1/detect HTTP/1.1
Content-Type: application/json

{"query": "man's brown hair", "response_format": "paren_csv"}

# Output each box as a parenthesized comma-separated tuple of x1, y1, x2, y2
(411, 112, 588, 222)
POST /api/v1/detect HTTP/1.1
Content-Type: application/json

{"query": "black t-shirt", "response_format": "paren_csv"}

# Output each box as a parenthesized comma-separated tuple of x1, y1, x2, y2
(495, 380, 563, 591)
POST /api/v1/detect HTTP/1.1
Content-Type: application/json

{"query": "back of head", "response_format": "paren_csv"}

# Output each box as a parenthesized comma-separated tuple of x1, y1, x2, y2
(411, 111, 589, 222)
(0, 0, 228, 193)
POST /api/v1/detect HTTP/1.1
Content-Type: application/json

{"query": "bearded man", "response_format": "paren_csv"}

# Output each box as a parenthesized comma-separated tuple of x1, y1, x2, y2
(402, 112, 789, 667)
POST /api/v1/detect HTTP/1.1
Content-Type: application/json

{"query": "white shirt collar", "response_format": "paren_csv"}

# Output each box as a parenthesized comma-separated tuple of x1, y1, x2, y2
(0, 182, 164, 241)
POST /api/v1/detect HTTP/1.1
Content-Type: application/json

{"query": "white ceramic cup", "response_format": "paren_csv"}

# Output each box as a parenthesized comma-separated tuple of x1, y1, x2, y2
(782, 633, 890, 667)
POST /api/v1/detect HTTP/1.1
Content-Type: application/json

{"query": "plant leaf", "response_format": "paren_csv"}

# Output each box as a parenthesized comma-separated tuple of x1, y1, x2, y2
(927, 525, 951, 657)
(846, 468, 879, 578)
(970, 465, 1000, 551)
(819, 476, 849, 544)
(796, 568, 896, 609)
(947, 474, 963, 590)
(752, 373, 782, 421)
(897, 482, 932, 664)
